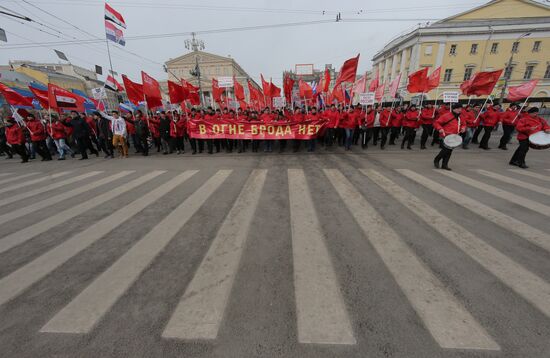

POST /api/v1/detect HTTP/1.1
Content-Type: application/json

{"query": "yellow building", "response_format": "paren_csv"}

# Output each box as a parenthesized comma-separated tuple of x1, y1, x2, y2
(14, 64, 87, 93)
(371, 0, 550, 103)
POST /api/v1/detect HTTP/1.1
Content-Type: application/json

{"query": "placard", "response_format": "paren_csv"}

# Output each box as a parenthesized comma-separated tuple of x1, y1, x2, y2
(443, 91, 459, 103)
(217, 76, 234, 88)
(91, 87, 107, 99)
(358, 92, 375, 106)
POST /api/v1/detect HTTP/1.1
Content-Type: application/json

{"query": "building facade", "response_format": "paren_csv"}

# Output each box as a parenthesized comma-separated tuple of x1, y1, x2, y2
(371, 0, 550, 103)
(165, 50, 260, 107)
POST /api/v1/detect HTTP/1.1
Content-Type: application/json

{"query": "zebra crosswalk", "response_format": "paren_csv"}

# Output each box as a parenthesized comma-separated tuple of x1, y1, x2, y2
(0, 166, 549, 356)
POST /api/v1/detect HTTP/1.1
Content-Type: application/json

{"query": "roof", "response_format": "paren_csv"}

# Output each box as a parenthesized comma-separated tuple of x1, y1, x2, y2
(437, 0, 550, 23)
(0, 70, 37, 85)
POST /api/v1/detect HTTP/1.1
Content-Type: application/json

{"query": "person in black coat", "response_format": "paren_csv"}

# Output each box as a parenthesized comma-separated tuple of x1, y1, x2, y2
(93, 112, 114, 158)
(63, 111, 98, 160)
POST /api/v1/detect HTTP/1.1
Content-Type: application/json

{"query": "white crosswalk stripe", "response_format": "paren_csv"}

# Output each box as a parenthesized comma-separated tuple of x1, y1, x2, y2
(398, 169, 550, 253)
(475, 169, 550, 196)
(324, 169, 498, 350)
(286, 169, 355, 345)
(437, 170, 550, 217)
(0, 171, 71, 196)
(41, 170, 231, 334)
(0, 171, 103, 207)
(0, 172, 40, 185)
(508, 169, 550, 183)
(163, 169, 266, 340)
(0, 171, 133, 226)
(0, 170, 197, 307)
(0, 172, 13, 178)
(364, 169, 550, 320)
(0, 171, 161, 254)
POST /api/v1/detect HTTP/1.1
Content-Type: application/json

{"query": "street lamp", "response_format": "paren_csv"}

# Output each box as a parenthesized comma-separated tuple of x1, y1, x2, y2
(499, 31, 532, 101)
(185, 32, 206, 106)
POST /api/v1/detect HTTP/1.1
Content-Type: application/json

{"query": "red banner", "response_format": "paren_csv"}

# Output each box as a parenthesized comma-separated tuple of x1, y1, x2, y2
(188, 118, 328, 140)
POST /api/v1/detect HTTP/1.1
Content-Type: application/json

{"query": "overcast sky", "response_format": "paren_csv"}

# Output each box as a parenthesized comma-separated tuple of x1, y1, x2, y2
(1, 0, 488, 86)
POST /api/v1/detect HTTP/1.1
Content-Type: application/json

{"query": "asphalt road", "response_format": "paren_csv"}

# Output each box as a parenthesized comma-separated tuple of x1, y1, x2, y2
(0, 137, 549, 358)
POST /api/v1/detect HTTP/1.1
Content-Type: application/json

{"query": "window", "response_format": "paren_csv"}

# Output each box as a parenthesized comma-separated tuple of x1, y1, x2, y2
(504, 65, 514, 80)
(470, 44, 478, 54)
(464, 67, 474, 81)
(545, 65, 550, 79)
(490, 42, 499, 53)
(511, 41, 519, 53)
(523, 65, 535, 80)
(533, 41, 541, 52)
(449, 44, 457, 55)
(443, 69, 453, 82)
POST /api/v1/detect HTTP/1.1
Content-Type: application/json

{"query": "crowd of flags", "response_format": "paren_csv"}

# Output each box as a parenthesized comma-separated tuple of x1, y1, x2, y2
(0, 2, 543, 118)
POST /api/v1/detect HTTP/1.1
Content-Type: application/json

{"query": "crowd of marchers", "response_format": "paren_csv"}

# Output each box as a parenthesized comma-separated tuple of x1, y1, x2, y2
(0, 101, 548, 170)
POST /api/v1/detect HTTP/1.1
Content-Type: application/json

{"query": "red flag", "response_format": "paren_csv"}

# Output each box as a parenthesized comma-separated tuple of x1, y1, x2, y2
(141, 71, 163, 109)
(28, 85, 49, 108)
(322, 68, 331, 93)
(212, 78, 225, 104)
(298, 79, 313, 99)
(270, 81, 281, 98)
(334, 54, 360, 89)
(507, 79, 538, 101)
(283, 75, 295, 102)
(427, 67, 441, 91)
(460, 78, 473, 96)
(375, 82, 386, 102)
(181, 79, 199, 105)
(0, 83, 34, 107)
(168, 80, 185, 104)
(260, 74, 270, 98)
(122, 75, 144, 105)
(407, 67, 429, 93)
(389, 73, 402, 98)
(352, 74, 367, 96)
(234, 76, 245, 101)
(47, 83, 85, 112)
(368, 70, 379, 92)
(463, 70, 503, 96)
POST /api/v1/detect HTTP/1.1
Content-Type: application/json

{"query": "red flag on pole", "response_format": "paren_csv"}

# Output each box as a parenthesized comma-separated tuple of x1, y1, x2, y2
(322, 68, 331, 93)
(47, 83, 85, 112)
(269, 80, 281, 98)
(368, 70, 379, 92)
(334, 54, 360, 89)
(141, 71, 163, 109)
(298, 79, 313, 99)
(234, 76, 245, 101)
(0, 82, 34, 107)
(462, 70, 503, 96)
(375, 81, 386, 102)
(211, 78, 225, 104)
(28, 85, 49, 108)
(426, 67, 441, 91)
(168, 80, 185, 104)
(283, 75, 295, 102)
(122, 75, 144, 105)
(407, 67, 429, 93)
(507, 79, 538, 101)
(260, 74, 270, 98)
(389, 73, 402, 98)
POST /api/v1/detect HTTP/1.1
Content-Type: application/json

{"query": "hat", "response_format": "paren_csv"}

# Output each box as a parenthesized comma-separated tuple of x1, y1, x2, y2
(527, 107, 539, 114)
(452, 103, 463, 110)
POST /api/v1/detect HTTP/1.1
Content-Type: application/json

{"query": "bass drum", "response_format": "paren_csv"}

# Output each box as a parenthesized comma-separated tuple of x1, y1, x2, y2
(443, 134, 463, 149)
(529, 131, 550, 150)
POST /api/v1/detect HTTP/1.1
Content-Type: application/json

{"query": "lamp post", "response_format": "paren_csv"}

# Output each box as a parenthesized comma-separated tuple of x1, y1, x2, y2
(185, 32, 206, 106)
(499, 31, 531, 102)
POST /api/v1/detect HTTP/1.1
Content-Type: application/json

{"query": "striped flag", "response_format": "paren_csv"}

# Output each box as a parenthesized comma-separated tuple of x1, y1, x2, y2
(105, 3, 126, 29)
(105, 21, 125, 46)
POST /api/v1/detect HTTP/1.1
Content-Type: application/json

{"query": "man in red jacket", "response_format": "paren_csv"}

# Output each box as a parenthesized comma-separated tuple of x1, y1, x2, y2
(419, 103, 436, 149)
(389, 106, 403, 145)
(510, 107, 550, 169)
(25, 113, 52, 161)
(323, 104, 339, 149)
(401, 104, 419, 150)
(498, 103, 519, 150)
(479, 103, 502, 150)
(338, 107, 357, 151)
(5, 118, 29, 163)
(433, 104, 465, 170)
(48, 114, 74, 160)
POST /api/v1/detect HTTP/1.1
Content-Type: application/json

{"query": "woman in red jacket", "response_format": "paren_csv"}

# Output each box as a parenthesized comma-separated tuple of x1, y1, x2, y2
(49, 114, 74, 160)
(433, 104, 465, 170)
(510, 107, 550, 169)
(5, 118, 29, 163)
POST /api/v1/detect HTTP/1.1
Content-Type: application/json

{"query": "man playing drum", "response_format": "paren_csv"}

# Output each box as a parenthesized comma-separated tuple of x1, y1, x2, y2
(510, 107, 550, 169)
(433, 104, 465, 171)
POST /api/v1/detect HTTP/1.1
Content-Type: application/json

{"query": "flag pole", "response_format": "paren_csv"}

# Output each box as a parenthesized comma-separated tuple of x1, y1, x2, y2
(105, 39, 116, 85)
(432, 88, 439, 119)
(474, 92, 493, 123)
(511, 95, 530, 124)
